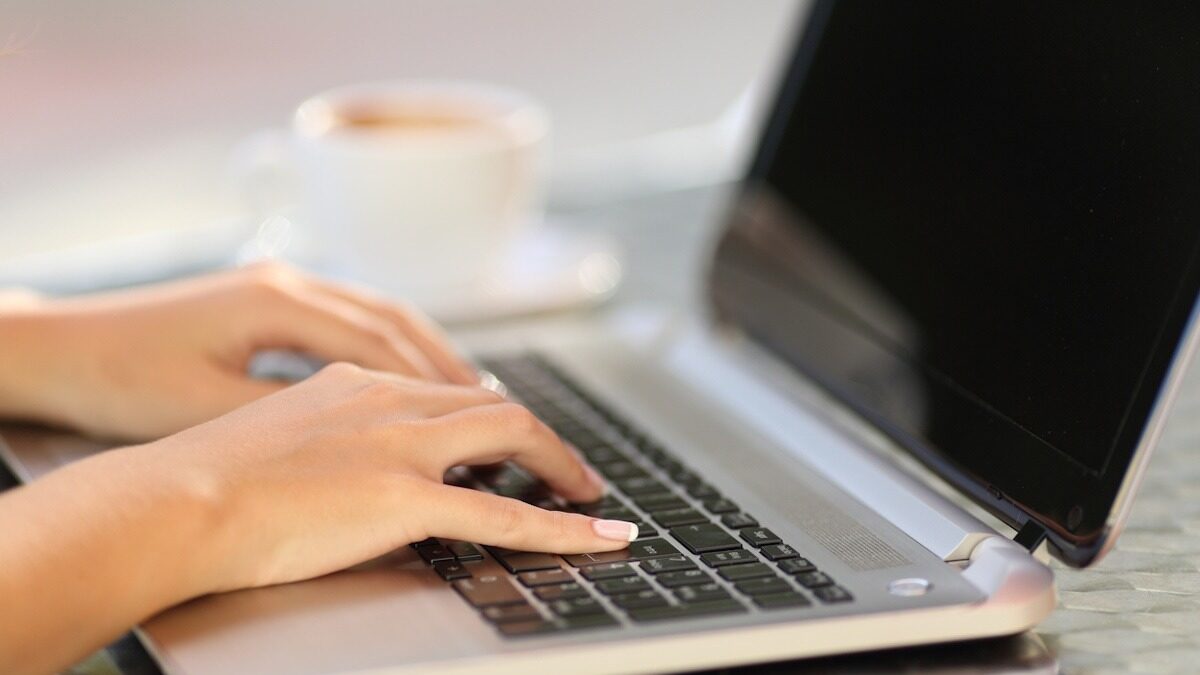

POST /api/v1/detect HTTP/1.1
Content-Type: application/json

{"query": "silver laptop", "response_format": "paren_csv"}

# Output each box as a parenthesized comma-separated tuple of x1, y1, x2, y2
(5, 1, 1200, 672)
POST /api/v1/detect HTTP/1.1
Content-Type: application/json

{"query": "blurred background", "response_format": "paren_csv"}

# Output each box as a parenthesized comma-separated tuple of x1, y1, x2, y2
(0, 0, 801, 296)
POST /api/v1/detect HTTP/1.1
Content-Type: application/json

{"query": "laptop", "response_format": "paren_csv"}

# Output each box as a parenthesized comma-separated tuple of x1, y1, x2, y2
(4, 1, 1200, 672)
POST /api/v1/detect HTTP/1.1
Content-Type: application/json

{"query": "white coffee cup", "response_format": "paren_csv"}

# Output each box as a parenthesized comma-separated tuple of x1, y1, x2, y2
(237, 80, 550, 297)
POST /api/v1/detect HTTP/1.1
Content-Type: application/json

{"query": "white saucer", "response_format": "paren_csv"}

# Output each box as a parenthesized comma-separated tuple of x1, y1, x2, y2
(0, 215, 623, 325)
(294, 225, 624, 324)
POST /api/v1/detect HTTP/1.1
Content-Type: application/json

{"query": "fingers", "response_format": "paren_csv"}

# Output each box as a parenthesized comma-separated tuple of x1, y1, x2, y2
(240, 263, 477, 385)
(308, 279, 478, 385)
(417, 484, 637, 554)
(256, 285, 443, 381)
(410, 403, 606, 503)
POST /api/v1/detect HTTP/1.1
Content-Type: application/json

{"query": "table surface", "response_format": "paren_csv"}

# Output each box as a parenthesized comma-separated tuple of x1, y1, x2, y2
(6, 185, 1200, 674)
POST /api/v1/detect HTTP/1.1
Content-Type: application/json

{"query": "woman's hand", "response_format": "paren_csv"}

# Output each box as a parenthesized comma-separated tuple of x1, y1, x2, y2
(0, 363, 633, 675)
(0, 262, 478, 440)
(154, 362, 632, 593)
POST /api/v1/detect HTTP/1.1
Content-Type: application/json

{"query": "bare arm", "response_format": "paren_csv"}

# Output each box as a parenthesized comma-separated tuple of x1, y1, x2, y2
(0, 365, 632, 674)
(0, 444, 216, 673)
(0, 268, 635, 674)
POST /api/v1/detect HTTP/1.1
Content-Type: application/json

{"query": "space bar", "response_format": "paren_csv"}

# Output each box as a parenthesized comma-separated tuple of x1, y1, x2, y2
(627, 599, 746, 623)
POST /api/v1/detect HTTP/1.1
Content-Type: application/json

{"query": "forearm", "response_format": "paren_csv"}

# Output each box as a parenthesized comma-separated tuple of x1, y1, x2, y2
(0, 443, 221, 674)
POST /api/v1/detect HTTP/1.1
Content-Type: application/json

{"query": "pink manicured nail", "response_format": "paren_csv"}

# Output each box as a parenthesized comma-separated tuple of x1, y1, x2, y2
(592, 519, 639, 542)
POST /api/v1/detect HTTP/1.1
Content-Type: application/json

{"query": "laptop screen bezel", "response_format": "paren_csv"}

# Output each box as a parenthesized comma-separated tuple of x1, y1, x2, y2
(706, 0, 1200, 567)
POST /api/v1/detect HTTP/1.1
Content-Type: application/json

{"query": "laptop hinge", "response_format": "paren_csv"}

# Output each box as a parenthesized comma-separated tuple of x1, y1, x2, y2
(1013, 520, 1048, 552)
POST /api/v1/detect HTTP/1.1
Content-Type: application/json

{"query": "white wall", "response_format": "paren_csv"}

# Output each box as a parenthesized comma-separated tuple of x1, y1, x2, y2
(0, 0, 801, 267)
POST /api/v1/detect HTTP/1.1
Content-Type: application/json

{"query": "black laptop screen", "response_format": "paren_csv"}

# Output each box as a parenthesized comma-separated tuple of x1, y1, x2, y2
(710, 1, 1200, 565)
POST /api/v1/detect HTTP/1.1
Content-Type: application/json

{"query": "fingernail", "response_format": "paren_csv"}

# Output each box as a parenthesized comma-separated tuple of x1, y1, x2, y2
(582, 464, 609, 495)
(592, 519, 638, 542)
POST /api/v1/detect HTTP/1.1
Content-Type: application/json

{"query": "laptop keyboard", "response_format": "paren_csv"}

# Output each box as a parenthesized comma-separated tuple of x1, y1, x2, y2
(410, 353, 853, 638)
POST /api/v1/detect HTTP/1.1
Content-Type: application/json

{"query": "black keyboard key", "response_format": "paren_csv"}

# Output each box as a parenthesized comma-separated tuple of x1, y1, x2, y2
(671, 523, 741, 554)
(564, 549, 633, 567)
(814, 586, 854, 603)
(534, 582, 590, 601)
(721, 513, 759, 529)
(410, 537, 439, 549)
(699, 549, 757, 567)
(482, 603, 541, 623)
(674, 582, 732, 604)
(518, 569, 572, 587)
(668, 467, 701, 485)
(703, 498, 739, 514)
(492, 551, 562, 574)
(658, 457, 684, 473)
(497, 619, 556, 637)
(655, 569, 713, 588)
(595, 576, 652, 595)
(796, 571, 835, 588)
(573, 495, 623, 512)
(577, 503, 637, 520)
(653, 509, 710, 528)
(628, 489, 675, 504)
(718, 563, 777, 581)
(547, 596, 607, 617)
(631, 522, 659, 539)
(686, 483, 720, 499)
(541, 416, 578, 432)
(761, 544, 801, 561)
(622, 432, 648, 447)
(596, 507, 640, 521)
(560, 613, 620, 631)
(614, 477, 670, 496)
(580, 445, 625, 464)
(611, 589, 670, 610)
(633, 494, 688, 512)
(580, 562, 636, 580)
(418, 545, 456, 564)
(627, 599, 746, 623)
(754, 592, 812, 609)
(735, 577, 792, 596)
(563, 430, 603, 449)
(447, 541, 484, 562)
(777, 557, 816, 574)
(629, 538, 682, 560)
(641, 445, 672, 464)
(486, 466, 540, 500)
(434, 561, 472, 580)
(640, 555, 697, 575)
(597, 461, 649, 481)
(453, 576, 524, 607)
(740, 528, 782, 547)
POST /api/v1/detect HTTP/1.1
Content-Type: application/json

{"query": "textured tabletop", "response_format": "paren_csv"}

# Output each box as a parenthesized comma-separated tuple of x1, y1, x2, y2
(1039, 385, 1200, 674)
(7, 186, 1199, 674)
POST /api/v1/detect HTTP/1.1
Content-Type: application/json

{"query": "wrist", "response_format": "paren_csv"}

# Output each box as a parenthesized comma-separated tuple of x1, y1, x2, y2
(0, 308, 62, 422)
(79, 440, 234, 607)
(126, 434, 248, 600)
